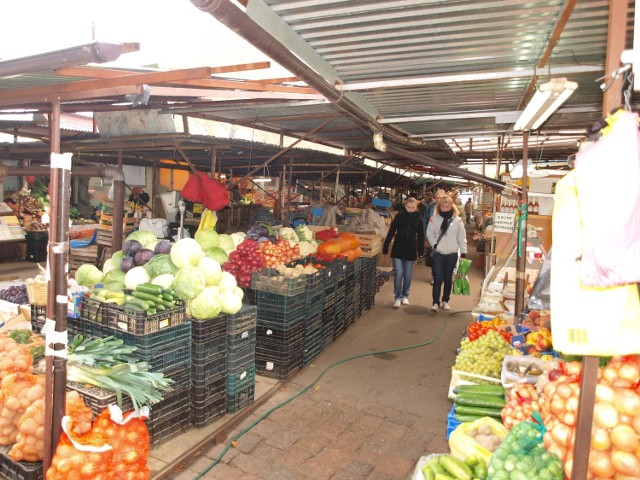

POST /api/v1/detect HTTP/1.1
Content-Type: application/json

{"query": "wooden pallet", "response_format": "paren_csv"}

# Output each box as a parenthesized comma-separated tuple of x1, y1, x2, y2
(69, 244, 98, 272)
(356, 234, 382, 257)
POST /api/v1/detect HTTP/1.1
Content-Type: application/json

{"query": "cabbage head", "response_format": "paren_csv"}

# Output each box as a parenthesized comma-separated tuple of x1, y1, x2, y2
(111, 250, 124, 269)
(124, 266, 150, 290)
(75, 264, 104, 288)
(189, 287, 222, 320)
(125, 230, 158, 248)
(151, 273, 174, 290)
(198, 257, 222, 285)
(103, 268, 126, 286)
(102, 259, 116, 274)
(206, 247, 228, 264)
(145, 254, 178, 278)
(173, 266, 206, 300)
(219, 291, 242, 314)
(170, 238, 204, 268)
(195, 230, 219, 252)
(217, 234, 235, 253)
(218, 271, 237, 292)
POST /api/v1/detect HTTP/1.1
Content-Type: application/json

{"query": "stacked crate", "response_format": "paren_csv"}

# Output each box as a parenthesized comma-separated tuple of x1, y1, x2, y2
(353, 257, 365, 317)
(361, 256, 377, 310)
(253, 269, 306, 380)
(302, 270, 325, 365)
(332, 259, 347, 339)
(70, 296, 192, 447)
(190, 316, 227, 427)
(344, 261, 357, 327)
(226, 306, 258, 413)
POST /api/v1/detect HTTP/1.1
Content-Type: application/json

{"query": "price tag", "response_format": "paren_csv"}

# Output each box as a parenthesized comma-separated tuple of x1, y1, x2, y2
(494, 212, 516, 233)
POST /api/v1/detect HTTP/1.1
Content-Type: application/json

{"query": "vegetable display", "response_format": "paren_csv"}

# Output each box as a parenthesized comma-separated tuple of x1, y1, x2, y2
(454, 330, 512, 381)
(540, 357, 640, 478)
(222, 239, 266, 288)
(500, 383, 540, 429)
(452, 384, 505, 423)
(449, 417, 508, 465)
(420, 453, 488, 480)
(0, 373, 45, 445)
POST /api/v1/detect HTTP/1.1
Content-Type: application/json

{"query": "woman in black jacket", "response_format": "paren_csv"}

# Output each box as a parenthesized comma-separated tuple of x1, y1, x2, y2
(382, 197, 425, 308)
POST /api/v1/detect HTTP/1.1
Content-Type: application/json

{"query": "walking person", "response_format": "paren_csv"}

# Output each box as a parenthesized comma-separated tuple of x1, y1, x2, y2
(427, 195, 467, 312)
(382, 197, 425, 308)
(464, 198, 473, 224)
(421, 192, 436, 235)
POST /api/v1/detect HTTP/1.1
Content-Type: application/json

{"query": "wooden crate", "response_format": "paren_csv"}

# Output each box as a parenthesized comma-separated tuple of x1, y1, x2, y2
(356, 234, 382, 257)
(98, 214, 138, 232)
(70, 244, 98, 273)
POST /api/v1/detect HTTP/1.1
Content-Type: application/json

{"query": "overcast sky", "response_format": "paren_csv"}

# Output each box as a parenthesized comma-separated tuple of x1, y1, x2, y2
(0, 0, 289, 78)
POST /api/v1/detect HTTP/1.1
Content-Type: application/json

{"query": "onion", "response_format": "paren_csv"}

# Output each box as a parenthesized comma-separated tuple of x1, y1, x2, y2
(591, 426, 612, 451)
(589, 450, 616, 478)
(613, 389, 640, 417)
(596, 384, 616, 403)
(556, 383, 573, 399)
(611, 449, 640, 476)
(594, 401, 620, 429)
(610, 424, 639, 452)
(603, 366, 620, 382)
(617, 363, 640, 382)
(632, 415, 640, 435)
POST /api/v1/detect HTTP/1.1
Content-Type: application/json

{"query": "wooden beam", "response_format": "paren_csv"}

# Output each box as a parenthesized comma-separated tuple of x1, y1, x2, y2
(57, 62, 271, 77)
(0, 85, 143, 108)
(0, 67, 213, 103)
(147, 85, 321, 100)
(602, 0, 629, 116)
(55, 65, 316, 95)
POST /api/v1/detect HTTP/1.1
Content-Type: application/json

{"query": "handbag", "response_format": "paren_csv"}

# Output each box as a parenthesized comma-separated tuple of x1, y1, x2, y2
(425, 218, 451, 266)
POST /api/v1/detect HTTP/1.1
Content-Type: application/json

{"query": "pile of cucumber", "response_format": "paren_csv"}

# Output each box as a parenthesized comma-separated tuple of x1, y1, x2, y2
(123, 283, 180, 315)
(452, 384, 506, 423)
(92, 284, 180, 316)
(421, 454, 487, 480)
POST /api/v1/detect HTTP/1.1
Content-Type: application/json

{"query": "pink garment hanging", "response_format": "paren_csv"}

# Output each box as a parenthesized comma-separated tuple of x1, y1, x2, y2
(574, 111, 640, 287)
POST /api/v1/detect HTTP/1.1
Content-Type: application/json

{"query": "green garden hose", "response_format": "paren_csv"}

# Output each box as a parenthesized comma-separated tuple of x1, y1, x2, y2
(193, 310, 470, 479)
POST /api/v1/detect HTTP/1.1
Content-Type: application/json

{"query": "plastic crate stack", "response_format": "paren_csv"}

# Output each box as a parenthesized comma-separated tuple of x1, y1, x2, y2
(361, 256, 377, 310)
(226, 306, 258, 413)
(353, 257, 365, 317)
(320, 265, 337, 348)
(302, 270, 325, 366)
(190, 315, 227, 428)
(344, 261, 358, 327)
(253, 269, 306, 380)
(69, 295, 192, 447)
(332, 259, 348, 339)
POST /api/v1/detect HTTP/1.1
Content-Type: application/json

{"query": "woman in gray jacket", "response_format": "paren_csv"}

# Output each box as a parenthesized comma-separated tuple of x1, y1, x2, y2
(426, 195, 467, 312)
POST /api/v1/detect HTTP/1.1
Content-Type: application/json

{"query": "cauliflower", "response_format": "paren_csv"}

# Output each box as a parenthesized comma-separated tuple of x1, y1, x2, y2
(278, 227, 299, 242)
(297, 240, 318, 257)
(295, 225, 314, 242)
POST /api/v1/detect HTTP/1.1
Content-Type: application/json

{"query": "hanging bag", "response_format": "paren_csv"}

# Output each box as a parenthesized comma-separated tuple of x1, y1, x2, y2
(425, 218, 451, 266)
(574, 111, 640, 287)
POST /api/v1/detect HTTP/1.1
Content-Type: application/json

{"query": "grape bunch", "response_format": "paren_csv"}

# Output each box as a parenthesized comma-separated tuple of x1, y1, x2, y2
(454, 329, 512, 379)
(0, 284, 28, 304)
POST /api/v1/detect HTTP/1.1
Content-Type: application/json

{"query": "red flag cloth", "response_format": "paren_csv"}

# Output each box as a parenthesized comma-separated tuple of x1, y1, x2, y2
(181, 171, 230, 211)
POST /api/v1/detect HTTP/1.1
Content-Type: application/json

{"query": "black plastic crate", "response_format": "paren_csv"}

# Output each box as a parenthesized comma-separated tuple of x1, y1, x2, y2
(256, 322, 304, 349)
(192, 351, 226, 384)
(191, 390, 226, 428)
(255, 356, 302, 381)
(257, 305, 305, 327)
(227, 326, 256, 353)
(228, 305, 258, 334)
(226, 364, 256, 394)
(226, 346, 255, 372)
(192, 335, 226, 363)
(80, 294, 112, 325)
(226, 384, 255, 413)
(147, 405, 191, 447)
(242, 287, 257, 305)
(0, 445, 42, 480)
(191, 375, 226, 403)
(190, 315, 227, 344)
(303, 344, 323, 365)
(304, 269, 327, 291)
(109, 301, 186, 335)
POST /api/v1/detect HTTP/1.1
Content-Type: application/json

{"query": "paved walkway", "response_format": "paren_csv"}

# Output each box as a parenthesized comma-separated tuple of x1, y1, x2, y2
(164, 238, 485, 480)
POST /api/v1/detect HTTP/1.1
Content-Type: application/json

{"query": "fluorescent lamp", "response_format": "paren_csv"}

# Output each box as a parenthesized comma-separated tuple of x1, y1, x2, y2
(514, 78, 578, 131)
(253, 177, 272, 183)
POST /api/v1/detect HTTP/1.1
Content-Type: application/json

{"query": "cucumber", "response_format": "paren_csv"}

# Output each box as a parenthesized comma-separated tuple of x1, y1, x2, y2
(434, 475, 454, 480)
(131, 290, 165, 306)
(421, 466, 436, 480)
(123, 297, 150, 311)
(105, 290, 125, 299)
(453, 385, 505, 397)
(454, 393, 506, 409)
(454, 405, 503, 418)
(162, 292, 175, 303)
(439, 455, 473, 480)
(102, 297, 126, 306)
(428, 460, 446, 476)
(454, 413, 485, 423)
(137, 283, 165, 295)
(146, 308, 157, 315)
(473, 459, 487, 479)
(123, 303, 145, 312)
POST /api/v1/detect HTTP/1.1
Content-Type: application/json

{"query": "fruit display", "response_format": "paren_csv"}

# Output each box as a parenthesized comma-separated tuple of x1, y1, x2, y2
(521, 309, 551, 331)
(467, 321, 512, 343)
(524, 327, 553, 352)
(0, 284, 28, 305)
(454, 330, 513, 380)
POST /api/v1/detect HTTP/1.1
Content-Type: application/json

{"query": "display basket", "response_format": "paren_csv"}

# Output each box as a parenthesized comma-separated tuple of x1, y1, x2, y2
(446, 404, 461, 440)
(80, 294, 113, 325)
(109, 301, 186, 335)
(251, 268, 306, 296)
(0, 445, 42, 480)
(26, 282, 47, 307)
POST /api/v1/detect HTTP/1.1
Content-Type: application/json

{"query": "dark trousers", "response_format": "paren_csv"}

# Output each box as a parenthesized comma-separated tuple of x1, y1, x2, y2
(432, 252, 459, 305)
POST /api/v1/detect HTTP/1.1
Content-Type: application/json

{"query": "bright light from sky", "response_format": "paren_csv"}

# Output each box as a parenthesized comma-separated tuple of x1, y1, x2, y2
(0, 0, 289, 78)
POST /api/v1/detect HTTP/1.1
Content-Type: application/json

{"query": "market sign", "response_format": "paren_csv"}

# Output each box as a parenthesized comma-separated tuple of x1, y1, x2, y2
(494, 212, 515, 233)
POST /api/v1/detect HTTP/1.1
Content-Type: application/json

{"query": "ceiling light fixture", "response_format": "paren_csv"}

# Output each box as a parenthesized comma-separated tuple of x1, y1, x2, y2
(514, 77, 578, 131)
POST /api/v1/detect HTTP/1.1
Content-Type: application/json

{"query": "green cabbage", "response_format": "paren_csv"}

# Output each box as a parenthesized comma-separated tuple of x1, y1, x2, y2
(195, 230, 219, 252)
(206, 247, 228, 264)
(151, 273, 174, 290)
(124, 266, 150, 290)
(102, 259, 116, 274)
(217, 234, 235, 253)
(75, 264, 104, 288)
(170, 238, 204, 268)
(189, 287, 222, 320)
(219, 291, 242, 314)
(218, 271, 237, 292)
(230, 232, 245, 247)
(125, 230, 158, 248)
(173, 266, 206, 300)
(111, 250, 124, 269)
(198, 257, 222, 285)
(145, 254, 178, 278)
(103, 269, 126, 286)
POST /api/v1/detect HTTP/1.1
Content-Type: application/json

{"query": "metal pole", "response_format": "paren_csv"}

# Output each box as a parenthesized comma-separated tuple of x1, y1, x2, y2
(514, 131, 528, 318)
(43, 100, 69, 472)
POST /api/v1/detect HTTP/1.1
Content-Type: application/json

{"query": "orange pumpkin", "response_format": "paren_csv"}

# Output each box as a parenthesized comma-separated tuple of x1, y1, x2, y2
(317, 239, 342, 256)
(342, 247, 363, 262)
(337, 233, 360, 250)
